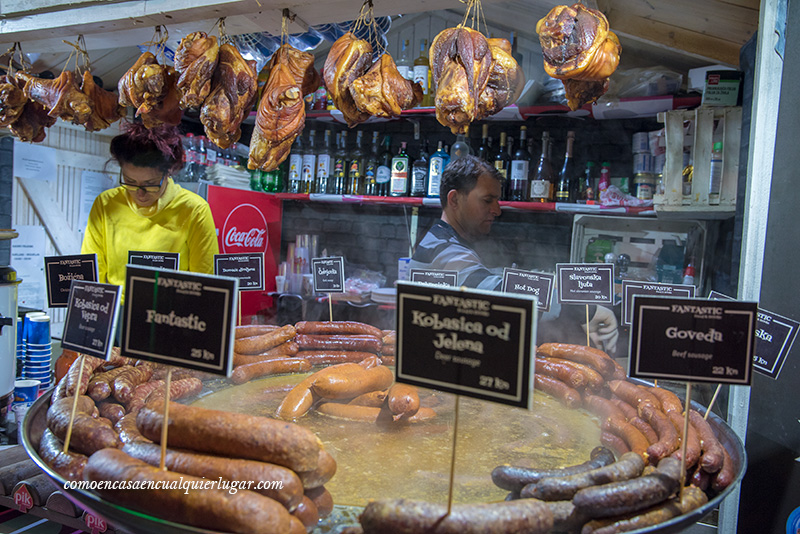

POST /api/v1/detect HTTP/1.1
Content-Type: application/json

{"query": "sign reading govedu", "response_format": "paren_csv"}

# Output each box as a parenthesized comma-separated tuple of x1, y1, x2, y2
(61, 280, 121, 359)
(395, 282, 537, 409)
(556, 263, 614, 305)
(44, 254, 98, 308)
(214, 253, 264, 291)
(311, 257, 345, 293)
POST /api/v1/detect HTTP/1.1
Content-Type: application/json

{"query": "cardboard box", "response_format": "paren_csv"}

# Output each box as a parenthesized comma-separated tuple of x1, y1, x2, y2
(702, 71, 743, 106)
(688, 65, 736, 92)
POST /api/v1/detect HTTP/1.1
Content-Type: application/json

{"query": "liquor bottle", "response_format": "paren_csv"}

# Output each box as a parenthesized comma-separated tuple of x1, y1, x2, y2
(364, 131, 380, 195)
(332, 131, 348, 195)
(529, 131, 555, 202)
(494, 131, 511, 199)
(389, 141, 410, 197)
(206, 138, 219, 168)
(426, 141, 449, 198)
(287, 135, 303, 193)
(376, 135, 392, 196)
(450, 126, 472, 161)
(396, 39, 413, 81)
(183, 133, 197, 181)
(599, 161, 611, 196)
(709, 142, 723, 205)
(195, 135, 208, 180)
(261, 159, 285, 192)
(509, 126, 531, 201)
(476, 124, 490, 161)
(301, 129, 317, 194)
(510, 31, 524, 67)
(581, 161, 596, 203)
(410, 140, 429, 197)
(316, 129, 333, 194)
(556, 130, 576, 203)
(414, 39, 432, 107)
(347, 130, 365, 194)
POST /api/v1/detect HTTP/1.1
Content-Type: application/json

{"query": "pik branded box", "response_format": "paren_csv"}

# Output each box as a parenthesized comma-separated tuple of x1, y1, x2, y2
(702, 70, 743, 106)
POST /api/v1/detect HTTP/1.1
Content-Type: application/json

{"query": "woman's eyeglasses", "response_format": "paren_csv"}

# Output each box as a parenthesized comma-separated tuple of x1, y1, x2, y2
(119, 172, 166, 193)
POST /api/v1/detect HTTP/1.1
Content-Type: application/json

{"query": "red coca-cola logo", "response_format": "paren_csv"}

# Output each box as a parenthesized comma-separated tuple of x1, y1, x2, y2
(221, 204, 269, 254)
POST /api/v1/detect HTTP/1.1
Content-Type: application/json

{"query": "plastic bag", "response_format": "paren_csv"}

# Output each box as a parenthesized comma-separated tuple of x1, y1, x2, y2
(601, 67, 683, 99)
(599, 184, 653, 207)
(344, 265, 387, 295)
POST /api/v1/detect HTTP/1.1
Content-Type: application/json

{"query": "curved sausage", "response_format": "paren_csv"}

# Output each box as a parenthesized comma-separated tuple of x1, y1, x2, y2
(296, 449, 337, 490)
(649, 386, 683, 414)
(492, 446, 616, 492)
(638, 404, 680, 464)
(291, 495, 319, 528)
(46, 396, 120, 455)
(359, 498, 554, 534)
(234, 324, 297, 355)
(296, 334, 381, 353)
(305, 486, 333, 518)
(690, 465, 711, 491)
(296, 320, 383, 338)
(406, 406, 437, 423)
(386, 383, 420, 420)
(536, 343, 615, 378)
(535, 358, 588, 389)
(583, 394, 626, 424)
(534, 374, 581, 409)
(628, 417, 658, 445)
(602, 416, 650, 459)
(84, 449, 295, 534)
(316, 402, 385, 423)
(276, 378, 316, 421)
(600, 432, 631, 458)
(137, 401, 322, 472)
(710, 447, 735, 491)
(65, 354, 106, 396)
(688, 409, 725, 473)
(122, 441, 304, 511)
(113, 365, 155, 404)
(233, 342, 300, 367)
(300, 350, 377, 366)
(608, 397, 638, 421)
(235, 324, 278, 339)
(230, 357, 312, 385)
(380, 356, 396, 366)
(667, 410, 701, 468)
(97, 402, 125, 425)
(522, 452, 645, 501)
(608, 380, 662, 412)
(125, 380, 165, 414)
(144, 377, 204, 406)
(572, 457, 681, 518)
(312, 365, 394, 400)
(115, 412, 151, 444)
(87, 367, 130, 401)
(38, 428, 87, 481)
(347, 390, 388, 407)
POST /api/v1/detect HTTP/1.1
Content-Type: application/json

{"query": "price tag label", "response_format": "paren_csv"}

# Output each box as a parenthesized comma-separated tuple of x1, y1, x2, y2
(128, 251, 179, 270)
(44, 254, 98, 308)
(395, 281, 537, 409)
(122, 266, 237, 376)
(708, 291, 799, 379)
(501, 268, 555, 313)
(311, 257, 345, 293)
(409, 269, 458, 287)
(630, 296, 757, 385)
(61, 281, 121, 360)
(214, 253, 264, 291)
(556, 263, 614, 305)
(622, 280, 696, 325)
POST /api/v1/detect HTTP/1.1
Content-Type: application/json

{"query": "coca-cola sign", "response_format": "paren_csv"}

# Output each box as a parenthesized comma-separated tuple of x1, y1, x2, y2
(221, 204, 269, 254)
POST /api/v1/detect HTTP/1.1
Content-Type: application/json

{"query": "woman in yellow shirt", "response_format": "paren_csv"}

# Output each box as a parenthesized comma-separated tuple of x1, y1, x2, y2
(81, 123, 219, 294)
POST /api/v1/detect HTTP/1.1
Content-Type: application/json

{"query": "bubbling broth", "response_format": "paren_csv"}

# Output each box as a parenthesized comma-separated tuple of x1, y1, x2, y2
(192, 372, 601, 506)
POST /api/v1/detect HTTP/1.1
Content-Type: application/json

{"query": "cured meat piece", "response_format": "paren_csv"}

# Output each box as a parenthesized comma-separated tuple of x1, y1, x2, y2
(16, 70, 92, 124)
(0, 74, 27, 127)
(200, 43, 258, 149)
(350, 54, 423, 119)
(322, 32, 372, 127)
(80, 70, 125, 131)
(477, 38, 525, 120)
(174, 31, 219, 109)
(118, 51, 157, 109)
(536, 3, 621, 110)
(269, 44, 320, 97)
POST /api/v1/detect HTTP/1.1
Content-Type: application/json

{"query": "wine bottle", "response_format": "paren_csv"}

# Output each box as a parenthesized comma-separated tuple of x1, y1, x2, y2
(556, 131, 575, 203)
(450, 126, 472, 161)
(301, 129, 317, 194)
(389, 141, 410, 197)
(414, 39, 432, 107)
(410, 139, 429, 197)
(316, 129, 333, 194)
(476, 124, 490, 161)
(376, 135, 392, 196)
(494, 131, 511, 199)
(287, 135, 303, 194)
(530, 131, 555, 202)
(332, 131, 348, 195)
(509, 126, 531, 201)
(364, 131, 380, 195)
(348, 130, 365, 194)
(396, 39, 413, 81)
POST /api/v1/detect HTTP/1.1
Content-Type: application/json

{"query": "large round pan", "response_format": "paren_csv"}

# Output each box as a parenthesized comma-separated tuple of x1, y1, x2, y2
(21, 385, 746, 534)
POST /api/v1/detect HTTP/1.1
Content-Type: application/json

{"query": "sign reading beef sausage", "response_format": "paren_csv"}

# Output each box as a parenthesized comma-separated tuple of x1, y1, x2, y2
(122, 265, 238, 376)
(395, 281, 537, 409)
(214, 252, 264, 291)
(622, 280, 695, 325)
(501, 268, 555, 312)
(61, 280, 121, 359)
(311, 257, 345, 293)
(409, 269, 458, 287)
(128, 251, 180, 270)
(44, 253, 98, 307)
(630, 296, 757, 385)
(556, 263, 614, 305)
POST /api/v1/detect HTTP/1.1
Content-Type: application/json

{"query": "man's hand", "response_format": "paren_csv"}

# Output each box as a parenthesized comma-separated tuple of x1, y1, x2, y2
(582, 305, 619, 354)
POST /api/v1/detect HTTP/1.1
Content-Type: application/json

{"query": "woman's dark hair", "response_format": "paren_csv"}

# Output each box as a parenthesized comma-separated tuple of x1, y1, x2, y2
(110, 121, 184, 175)
(440, 154, 503, 208)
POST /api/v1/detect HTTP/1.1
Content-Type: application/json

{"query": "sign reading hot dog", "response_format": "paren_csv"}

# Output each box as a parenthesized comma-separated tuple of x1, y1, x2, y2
(128, 251, 180, 270)
(44, 253, 98, 308)
(122, 265, 238, 376)
(630, 296, 757, 385)
(61, 280, 121, 360)
(556, 263, 614, 305)
(622, 280, 695, 325)
(214, 252, 264, 291)
(501, 268, 555, 313)
(311, 256, 345, 293)
(409, 269, 458, 287)
(395, 281, 537, 409)
(708, 291, 799, 380)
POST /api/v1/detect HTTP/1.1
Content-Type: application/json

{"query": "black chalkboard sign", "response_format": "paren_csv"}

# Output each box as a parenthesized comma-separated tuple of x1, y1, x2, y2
(44, 254, 98, 308)
(708, 291, 799, 379)
(501, 268, 555, 313)
(556, 263, 614, 305)
(622, 280, 696, 325)
(121, 265, 237, 376)
(128, 251, 180, 270)
(630, 296, 757, 385)
(311, 257, 345, 293)
(214, 253, 264, 291)
(61, 280, 121, 359)
(409, 269, 458, 287)
(395, 281, 537, 409)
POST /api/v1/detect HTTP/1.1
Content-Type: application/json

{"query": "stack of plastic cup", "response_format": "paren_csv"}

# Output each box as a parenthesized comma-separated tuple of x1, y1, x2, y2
(24, 314, 52, 388)
(16, 318, 25, 377)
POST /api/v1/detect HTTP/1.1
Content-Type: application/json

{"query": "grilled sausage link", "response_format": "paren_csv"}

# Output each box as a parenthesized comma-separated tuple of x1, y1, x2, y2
(492, 446, 615, 492)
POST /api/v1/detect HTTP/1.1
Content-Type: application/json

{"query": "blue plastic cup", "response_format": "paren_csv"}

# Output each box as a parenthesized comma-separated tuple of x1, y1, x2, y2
(27, 315, 51, 345)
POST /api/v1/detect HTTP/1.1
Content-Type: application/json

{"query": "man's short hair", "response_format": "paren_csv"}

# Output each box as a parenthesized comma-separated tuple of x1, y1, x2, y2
(440, 154, 503, 208)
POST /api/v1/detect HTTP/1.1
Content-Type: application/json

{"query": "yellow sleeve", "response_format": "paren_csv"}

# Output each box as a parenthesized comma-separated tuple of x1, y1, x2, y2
(81, 197, 109, 284)
(186, 201, 219, 274)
